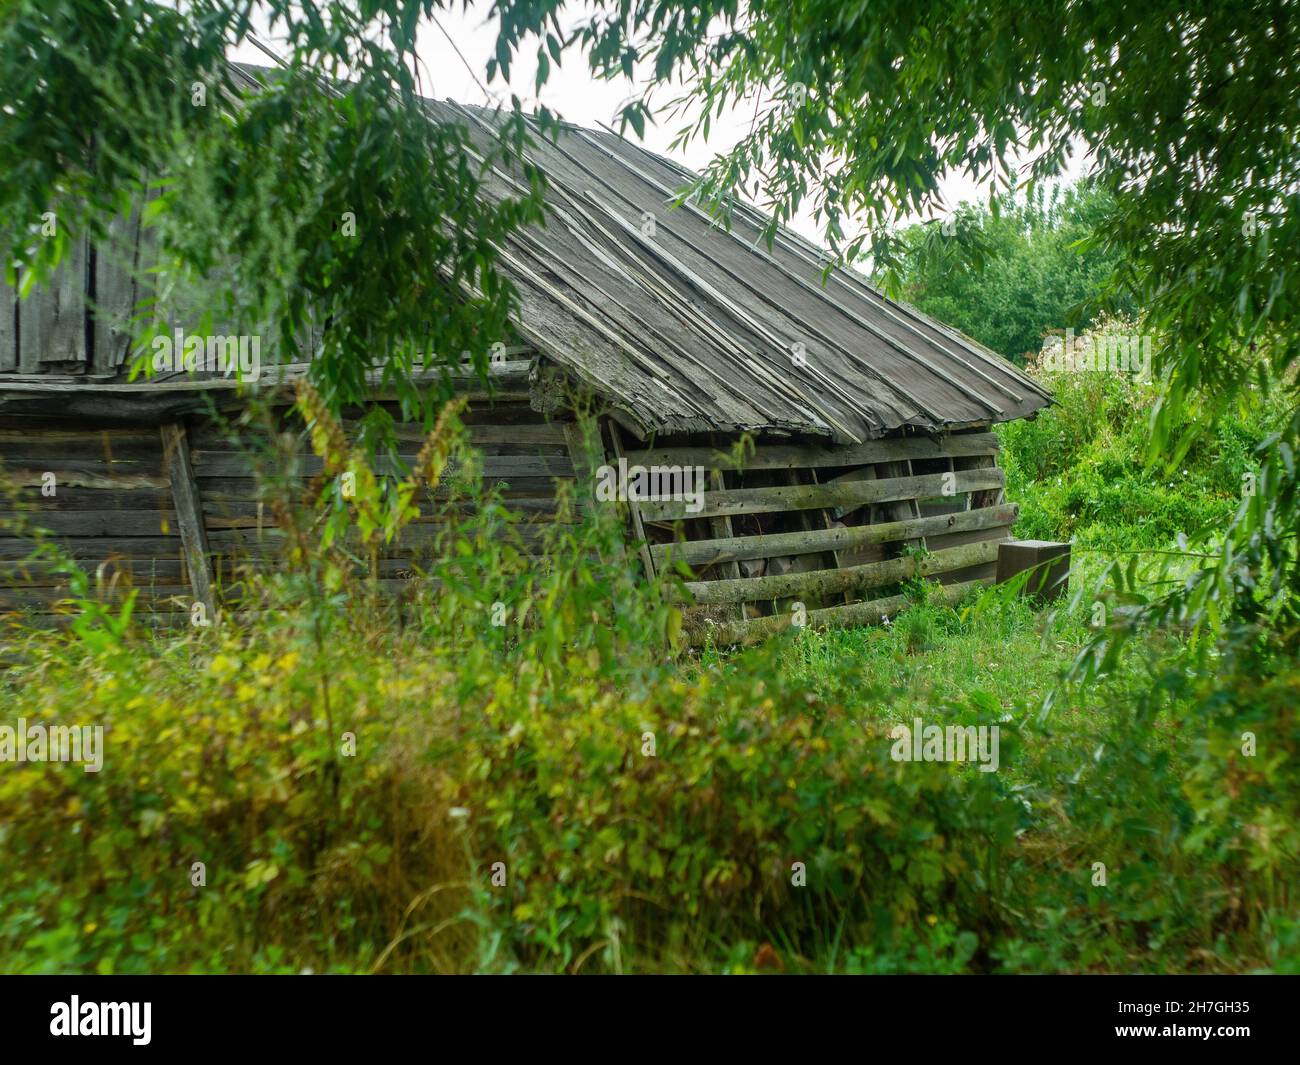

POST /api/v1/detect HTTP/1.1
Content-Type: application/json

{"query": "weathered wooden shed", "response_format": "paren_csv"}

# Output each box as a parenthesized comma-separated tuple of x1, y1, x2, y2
(0, 71, 1050, 640)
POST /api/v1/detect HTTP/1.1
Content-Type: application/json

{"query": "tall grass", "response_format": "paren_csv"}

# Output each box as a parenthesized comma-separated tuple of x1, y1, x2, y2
(0, 400, 1296, 973)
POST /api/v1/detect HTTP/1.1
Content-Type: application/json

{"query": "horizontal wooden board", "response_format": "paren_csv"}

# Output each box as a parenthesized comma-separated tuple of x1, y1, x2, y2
(187, 433, 572, 461)
(209, 555, 488, 579)
(0, 427, 159, 445)
(205, 521, 557, 549)
(683, 540, 999, 605)
(0, 558, 189, 586)
(924, 524, 1015, 552)
(1, 612, 191, 635)
(652, 503, 1017, 569)
(640, 467, 1004, 522)
(687, 578, 993, 646)
(0, 536, 185, 560)
(7, 511, 179, 537)
(624, 431, 1000, 472)
(0, 582, 193, 607)
(0, 438, 165, 463)
(391, 422, 569, 445)
(0, 466, 168, 490)
(189, 451, 574, 479)
(0, 487, 174, 511)
(194, 475, 570, 502)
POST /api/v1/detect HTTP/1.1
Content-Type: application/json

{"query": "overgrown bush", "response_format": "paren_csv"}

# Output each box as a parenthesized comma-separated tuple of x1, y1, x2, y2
(1, 408, 1295, 974)
(997, 316, 1289, 551)
(0, 495, 1026, 973)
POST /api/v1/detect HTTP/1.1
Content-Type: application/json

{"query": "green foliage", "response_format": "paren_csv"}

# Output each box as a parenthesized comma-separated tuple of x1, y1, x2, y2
(2, 453, 1296, 972)
(0, 479, 1014, 973)
(3, 0, 1299, 978)
(0, 0, 551, 422)
(880, 182, 1137, 361)
(997, 318, 1290, 551)
(493, 1, 1300, 839)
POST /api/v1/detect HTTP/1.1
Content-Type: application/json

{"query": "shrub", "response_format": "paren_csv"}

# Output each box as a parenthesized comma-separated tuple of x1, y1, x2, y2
(1, 409, 1295, 974)
(998, 316, 1288, 551)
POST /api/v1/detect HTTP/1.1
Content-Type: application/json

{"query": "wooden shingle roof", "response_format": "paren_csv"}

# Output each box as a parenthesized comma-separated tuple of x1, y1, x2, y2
(2, 64, 1050, 442)
(422, 97, 1050, 443)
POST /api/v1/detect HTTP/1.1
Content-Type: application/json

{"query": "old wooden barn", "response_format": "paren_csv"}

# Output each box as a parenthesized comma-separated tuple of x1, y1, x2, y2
(0, 68, 1051, 641)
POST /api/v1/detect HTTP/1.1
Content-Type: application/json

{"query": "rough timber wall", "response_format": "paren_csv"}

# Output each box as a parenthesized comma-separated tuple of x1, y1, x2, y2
(0, 203, 311, 379)
(0, 400, 577, 628)
(0, 418, 193, 628)
(609, 423, 1018, 645)
(1, 400, 1015, 643)
(191, 400, 577, 604)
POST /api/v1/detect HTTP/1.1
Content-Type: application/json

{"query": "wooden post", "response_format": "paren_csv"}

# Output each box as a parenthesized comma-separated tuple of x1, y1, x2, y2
(161, 422, 216, 619)
(605, 419, 657, 582)
(806, 466, 849, 604)
(996, 540, 1070, 602)
(704, 435, 745, 622)
(874, 457, 926, 554)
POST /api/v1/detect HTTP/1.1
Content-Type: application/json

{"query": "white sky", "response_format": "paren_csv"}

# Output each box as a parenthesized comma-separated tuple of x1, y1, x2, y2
(230, 4, 1090, 247)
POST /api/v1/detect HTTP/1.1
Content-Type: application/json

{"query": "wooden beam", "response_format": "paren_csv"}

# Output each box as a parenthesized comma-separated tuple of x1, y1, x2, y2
(0, 536, 184, 560)
(0, 467, 169, 490)
(652, 503, 1018, 569)
(640, 467, 1005, 522)
(0, 271, 15, 373)
(605, 419, 656, 580)
(683, 541, 999, 605)
(623, 432, 999, 472)
(871, 456, 926, 554)
(186, 451, 573, 479)
(688, 578, 993, 647)
(805, 467, 849, 605)
(161, 422, 216, 619)
(3, 511, 179, 537)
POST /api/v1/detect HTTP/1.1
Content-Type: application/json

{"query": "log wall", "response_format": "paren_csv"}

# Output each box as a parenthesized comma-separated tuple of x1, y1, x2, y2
(610, 422, 1016, 645)
(0, 399, 577, 628)
(1, 404, 1014, 644)
(0, 417, 192, 627)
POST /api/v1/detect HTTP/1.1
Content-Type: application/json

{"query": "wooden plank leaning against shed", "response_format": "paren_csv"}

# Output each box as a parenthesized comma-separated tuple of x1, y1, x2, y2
(707, 466, 744, 621)
(562, 418, 626, 563)
(160, 422, 216, 619)
(690, 578, 993, 648)
(652, 502, 1019, 569)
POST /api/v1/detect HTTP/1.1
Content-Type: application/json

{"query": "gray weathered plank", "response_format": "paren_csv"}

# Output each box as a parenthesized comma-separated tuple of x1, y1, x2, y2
(16, 510, 179, 536)
(687, 578, 992, 647)
(640, 467, 1005, 522)
(0, 536, 184, 560)
(18, 234, 89, 371)
(161, 422, 216, 617)
(0, 269, 15, 372)
(682, 540, 1000, 605)
(624, 434, 998, 475)
(92, 208, 144, 373)
(652, 503, 1018, 569)
(606, 419, 656, 580)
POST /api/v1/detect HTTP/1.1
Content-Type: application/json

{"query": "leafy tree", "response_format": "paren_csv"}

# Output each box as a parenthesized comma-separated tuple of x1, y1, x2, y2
(880, 182, 1137, 362)
(490, 0, 1300, 703)
(5, 1, 1299, 695)
(0, 0, 552, 420)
